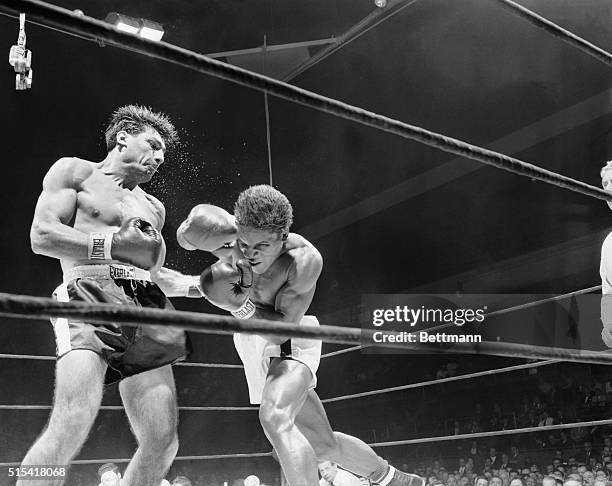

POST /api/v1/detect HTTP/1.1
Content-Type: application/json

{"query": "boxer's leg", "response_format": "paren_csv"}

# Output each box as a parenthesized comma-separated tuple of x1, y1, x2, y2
(295, 390, 424, 486)
(259, 358, 315, 486)
(119, 364, 179, 486)
(18, 350, 106, 486)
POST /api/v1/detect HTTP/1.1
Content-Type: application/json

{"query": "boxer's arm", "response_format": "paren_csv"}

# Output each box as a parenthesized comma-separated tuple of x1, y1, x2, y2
(30, 158, 91, 260)
(153, 266, 202, 298)
(253, 247, 322, 343)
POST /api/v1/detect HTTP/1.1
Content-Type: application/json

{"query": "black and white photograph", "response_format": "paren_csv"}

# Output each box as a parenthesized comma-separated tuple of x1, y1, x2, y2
(1, 1, 612, 485)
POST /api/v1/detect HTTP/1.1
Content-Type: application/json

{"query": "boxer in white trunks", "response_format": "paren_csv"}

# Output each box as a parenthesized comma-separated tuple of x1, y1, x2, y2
(177, 185, 424, 486)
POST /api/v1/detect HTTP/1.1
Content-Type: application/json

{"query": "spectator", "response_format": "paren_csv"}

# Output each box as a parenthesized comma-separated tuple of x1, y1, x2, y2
(172, 476, 192, 486)
(475, 476, 489, 486)
(579, 440, 599, 464)
(318, 461, 364, 486)
(489, 448, 501, 469)
(584, 470, 596, 486)
(510, 446, 526, 469)
(562, 480, 581, 486)
(245, 476, 261, 486)
(98, 463, 122, 486)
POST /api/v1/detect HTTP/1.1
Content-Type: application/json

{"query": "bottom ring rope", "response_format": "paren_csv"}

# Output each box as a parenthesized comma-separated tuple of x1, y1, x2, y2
(0, 405, 256, 411)
(0, 353, 243, 368)
(1, 418, 608, 467)
(0, 292, 611, 364)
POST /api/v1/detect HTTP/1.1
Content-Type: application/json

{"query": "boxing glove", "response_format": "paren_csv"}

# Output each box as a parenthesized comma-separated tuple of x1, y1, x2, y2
(601, 293, 612, 347)
(110, 218, 162, 270)
(177, 204, 237, 252)
(200, 259, 255, 319)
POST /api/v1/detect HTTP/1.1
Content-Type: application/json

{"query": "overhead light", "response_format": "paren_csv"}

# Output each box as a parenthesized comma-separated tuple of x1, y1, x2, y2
(139, 19, 165, 41)
(104, 12, 139, 34)
(104, 12, 165, 41)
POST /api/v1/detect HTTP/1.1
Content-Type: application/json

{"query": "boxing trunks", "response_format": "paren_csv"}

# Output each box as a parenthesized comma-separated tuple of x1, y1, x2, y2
(233, 315, 322, 404)
(51, 264, 189, 384)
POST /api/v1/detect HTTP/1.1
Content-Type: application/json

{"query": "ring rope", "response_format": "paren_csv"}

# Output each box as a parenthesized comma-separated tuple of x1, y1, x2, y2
(490, 0, 612, 67)
(320, 284, 603, 358)
(0, 452, 273, 467)
(2, 419, 608, 467)
(1, 0, 612, 203)
(0, 292, 610, 364)
(0, 361, 559, 411)
(321, 345, 364, 359)
(485, 284, 602, 318)
(369, 417, 612, 447)
(321, 359, 559, 403)
(0, 405, 256, 411)
(0, 353, 243, 368)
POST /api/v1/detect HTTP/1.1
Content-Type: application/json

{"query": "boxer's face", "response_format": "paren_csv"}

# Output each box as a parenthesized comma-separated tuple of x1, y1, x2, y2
(236, 226, 285, 274)
(117, 128, 166, 182)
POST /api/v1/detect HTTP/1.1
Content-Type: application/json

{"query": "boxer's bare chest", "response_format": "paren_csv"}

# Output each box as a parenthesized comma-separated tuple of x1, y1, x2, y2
(75, 171, 160, 230)
(248, 255, 294, 308)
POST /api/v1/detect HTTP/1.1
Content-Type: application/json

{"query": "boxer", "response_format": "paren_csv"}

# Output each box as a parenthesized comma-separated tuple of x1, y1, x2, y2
(178, 185, 424, 486)
(23, 105, 200, 486)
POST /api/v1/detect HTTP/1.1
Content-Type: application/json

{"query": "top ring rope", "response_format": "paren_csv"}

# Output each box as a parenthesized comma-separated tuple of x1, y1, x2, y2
(1, 292, 611, 365)
(1, 0, 612, 203)
(490, 0, 612, 67)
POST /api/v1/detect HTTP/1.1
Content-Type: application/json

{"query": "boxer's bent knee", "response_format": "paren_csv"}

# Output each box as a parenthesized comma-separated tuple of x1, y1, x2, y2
(46, 403, 98, 445)
(259, 404, 294, 435)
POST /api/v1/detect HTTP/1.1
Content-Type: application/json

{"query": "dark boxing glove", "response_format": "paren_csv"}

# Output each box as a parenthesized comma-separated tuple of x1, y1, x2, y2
(87, 218, 162, 270)
(200, 259, 255, 319)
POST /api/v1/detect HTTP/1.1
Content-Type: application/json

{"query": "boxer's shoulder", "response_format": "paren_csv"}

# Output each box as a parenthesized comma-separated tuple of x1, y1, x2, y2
(285, 233, 322, 267)
(44, 157, 95, 188)
(282, 235, 322, 285)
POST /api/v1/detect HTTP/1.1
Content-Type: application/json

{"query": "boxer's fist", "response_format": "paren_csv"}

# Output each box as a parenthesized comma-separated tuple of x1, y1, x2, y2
(200, 259, 256, 318)
(111, 218, 162, 270)
(177, 204, 237, 252)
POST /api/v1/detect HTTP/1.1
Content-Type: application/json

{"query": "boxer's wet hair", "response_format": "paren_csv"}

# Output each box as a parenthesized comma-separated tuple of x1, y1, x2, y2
(234, 185, 293, 235)
(105, 105, 178, 152)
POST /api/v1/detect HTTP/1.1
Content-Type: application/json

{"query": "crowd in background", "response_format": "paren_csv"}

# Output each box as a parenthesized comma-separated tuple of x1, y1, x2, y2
(18, 358, 612, 486)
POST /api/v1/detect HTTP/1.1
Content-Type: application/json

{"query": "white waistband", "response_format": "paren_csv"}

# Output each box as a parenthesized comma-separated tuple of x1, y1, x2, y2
(63, 264, 151, 283)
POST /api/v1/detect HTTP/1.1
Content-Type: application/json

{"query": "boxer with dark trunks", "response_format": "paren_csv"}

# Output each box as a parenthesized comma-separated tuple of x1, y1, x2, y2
(177, 185, 424, 486)
(21, 106, 201, 486)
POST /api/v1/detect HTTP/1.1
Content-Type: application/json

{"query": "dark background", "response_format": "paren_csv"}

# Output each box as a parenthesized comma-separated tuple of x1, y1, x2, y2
(0, 0, 612, 481)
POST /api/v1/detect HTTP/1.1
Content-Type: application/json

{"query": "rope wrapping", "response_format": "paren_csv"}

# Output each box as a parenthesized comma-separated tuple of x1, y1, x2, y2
(0, 0, 611, 202)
